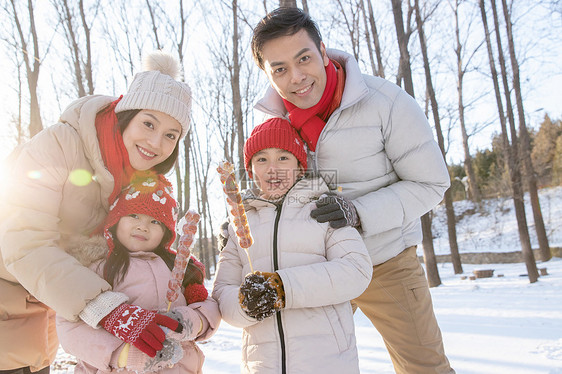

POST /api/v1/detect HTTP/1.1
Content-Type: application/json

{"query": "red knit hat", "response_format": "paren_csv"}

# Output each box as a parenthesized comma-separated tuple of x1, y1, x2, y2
(244, 117, 307, 178)
(104, 171, 179, 255)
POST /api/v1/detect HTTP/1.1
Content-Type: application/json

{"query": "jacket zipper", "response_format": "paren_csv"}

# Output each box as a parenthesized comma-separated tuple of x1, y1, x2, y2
(272, 203, 287, 374)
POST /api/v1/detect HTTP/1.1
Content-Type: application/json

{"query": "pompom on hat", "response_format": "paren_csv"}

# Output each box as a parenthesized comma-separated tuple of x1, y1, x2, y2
(115, 50, 192, 137)
(104, 170, 179, 255)
(244, 117, 307, 178)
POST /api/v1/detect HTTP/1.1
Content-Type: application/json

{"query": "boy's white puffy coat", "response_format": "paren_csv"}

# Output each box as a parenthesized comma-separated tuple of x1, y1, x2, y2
(212, 178, 372, 374)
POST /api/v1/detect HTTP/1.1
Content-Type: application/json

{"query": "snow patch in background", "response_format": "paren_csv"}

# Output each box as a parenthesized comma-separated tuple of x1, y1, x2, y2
(430, 185, 562, 254)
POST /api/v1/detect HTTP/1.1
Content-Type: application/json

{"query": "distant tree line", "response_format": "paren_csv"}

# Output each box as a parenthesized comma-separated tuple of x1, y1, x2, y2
(449, 114, 562, 201)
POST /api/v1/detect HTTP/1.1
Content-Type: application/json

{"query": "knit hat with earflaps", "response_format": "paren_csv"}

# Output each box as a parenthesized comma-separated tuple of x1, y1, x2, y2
(244, 117, 307, 178)
(104, 170, 179, 255)
(116, 50, 192, 137)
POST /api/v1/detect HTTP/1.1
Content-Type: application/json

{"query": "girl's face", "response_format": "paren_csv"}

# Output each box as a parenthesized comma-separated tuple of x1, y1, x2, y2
(116, 213, 165, 253)
(123, 110, 182, 171)
(251, 148, 302, 200)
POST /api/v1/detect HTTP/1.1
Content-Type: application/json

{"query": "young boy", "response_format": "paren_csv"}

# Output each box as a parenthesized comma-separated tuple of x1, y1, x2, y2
(212, 118, 372, 374)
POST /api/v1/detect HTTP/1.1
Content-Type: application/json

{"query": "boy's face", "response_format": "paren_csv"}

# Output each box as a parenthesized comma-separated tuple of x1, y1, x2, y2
(123, 110, 182, 171)
(251, 148, 302, 200)
(260, 29, 330, 109)
(116, 213, 165, 253)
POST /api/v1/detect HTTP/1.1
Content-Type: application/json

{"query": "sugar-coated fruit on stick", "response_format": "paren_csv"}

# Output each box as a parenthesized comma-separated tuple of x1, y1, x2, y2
(166, 210, 200, 306)
(217, 161, 255, 272)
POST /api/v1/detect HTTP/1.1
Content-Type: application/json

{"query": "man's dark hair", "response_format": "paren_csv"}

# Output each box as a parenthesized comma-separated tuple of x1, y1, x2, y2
(251, 7, 323, 70)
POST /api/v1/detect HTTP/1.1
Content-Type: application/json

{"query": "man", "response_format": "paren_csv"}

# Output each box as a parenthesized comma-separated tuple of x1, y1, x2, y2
(251, 7, 454, 374)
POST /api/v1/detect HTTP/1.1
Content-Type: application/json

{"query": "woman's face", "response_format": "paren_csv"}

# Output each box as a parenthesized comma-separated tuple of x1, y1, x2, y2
(116, 213, 165, 253)
(122, 110, 182, 171)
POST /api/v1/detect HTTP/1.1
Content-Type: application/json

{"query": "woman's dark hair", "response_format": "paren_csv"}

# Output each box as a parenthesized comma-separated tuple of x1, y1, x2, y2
(103, 223, 173, 286)
(251, 7, 323, 70)
(116, 109, 180, 174)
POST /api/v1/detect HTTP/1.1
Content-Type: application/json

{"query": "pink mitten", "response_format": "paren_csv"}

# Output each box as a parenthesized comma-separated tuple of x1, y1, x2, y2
(165, 306, 202, 342)
(126, 339, 183, 372)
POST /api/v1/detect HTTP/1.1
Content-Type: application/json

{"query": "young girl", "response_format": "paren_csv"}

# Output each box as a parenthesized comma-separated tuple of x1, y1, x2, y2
(56, 172, 220, 373)
(0, 51, 192, 372)
(211, 118, 372, 374)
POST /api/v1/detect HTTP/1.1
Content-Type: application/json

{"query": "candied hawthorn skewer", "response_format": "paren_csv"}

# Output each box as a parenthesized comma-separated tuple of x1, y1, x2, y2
(166, 209, 201, 311)
(217, 161, 254, 272)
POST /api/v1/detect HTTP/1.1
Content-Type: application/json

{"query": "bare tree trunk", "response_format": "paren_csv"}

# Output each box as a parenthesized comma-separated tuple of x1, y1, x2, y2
(479, 0, 538, 283)
(390, 0, 440, 285)
(501, 0, 550, 261)
(390, 0, 414, 96)
(10, 0, 43, 137)
(54, 0, 97, 97)
(421, 212, 440, 287)
(450, 0, 482, 203)
(365, 0, 385, 77)
(360, 0, 377, 75)
(414, 0, 462, 274)
(232, 0, 246, 188)
(79, 0, 95, 95)
(335, 0, 360, 61)
(146, 0, 162, 49)
(60, 0, 85, 97)
(280, 0, 297, 8)
(301, 0, 309, 13)
(205, 198, 218, 275)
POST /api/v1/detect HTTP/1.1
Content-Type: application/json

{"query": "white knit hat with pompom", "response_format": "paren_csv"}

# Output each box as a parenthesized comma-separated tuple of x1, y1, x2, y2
(116, 50, 192, 137)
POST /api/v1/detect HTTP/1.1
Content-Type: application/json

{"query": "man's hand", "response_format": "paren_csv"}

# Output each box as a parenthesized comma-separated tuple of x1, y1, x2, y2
(310, 193, 360, 228)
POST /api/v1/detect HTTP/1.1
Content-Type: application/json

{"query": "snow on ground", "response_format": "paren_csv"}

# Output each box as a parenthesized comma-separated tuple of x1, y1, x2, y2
(52, 186, 562, 373)
(430, 186, 562, 255)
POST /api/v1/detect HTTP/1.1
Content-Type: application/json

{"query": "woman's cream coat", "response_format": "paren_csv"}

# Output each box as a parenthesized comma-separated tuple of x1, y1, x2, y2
(0, 95, 119, 371)
(212, 178, 372, 374)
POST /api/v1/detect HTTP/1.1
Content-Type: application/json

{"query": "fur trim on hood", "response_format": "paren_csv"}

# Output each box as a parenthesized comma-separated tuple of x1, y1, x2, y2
(66, 235, 108, 267)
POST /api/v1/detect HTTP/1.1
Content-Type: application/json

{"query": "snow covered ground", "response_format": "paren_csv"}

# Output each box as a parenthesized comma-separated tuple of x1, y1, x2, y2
(52, 186, 562, 373)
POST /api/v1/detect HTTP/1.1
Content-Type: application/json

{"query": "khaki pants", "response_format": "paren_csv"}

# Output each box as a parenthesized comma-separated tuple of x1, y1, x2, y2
(353, 246, 454, 374)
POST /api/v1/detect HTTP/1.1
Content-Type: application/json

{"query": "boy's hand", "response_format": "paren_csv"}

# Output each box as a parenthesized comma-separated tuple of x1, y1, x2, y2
(239, 272, 285, 320)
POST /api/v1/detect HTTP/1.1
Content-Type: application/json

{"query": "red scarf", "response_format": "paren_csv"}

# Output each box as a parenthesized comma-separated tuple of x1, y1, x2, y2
(282, 59, 345, 151)
(95, 96, 134, 206)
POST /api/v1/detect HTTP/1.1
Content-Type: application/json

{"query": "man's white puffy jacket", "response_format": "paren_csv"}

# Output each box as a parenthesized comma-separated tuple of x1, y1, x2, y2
(254, 49, 451, 265)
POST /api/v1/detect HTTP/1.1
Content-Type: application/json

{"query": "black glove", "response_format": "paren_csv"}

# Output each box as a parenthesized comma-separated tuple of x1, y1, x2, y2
(217, 220, 230, 251)
(239, 273, 279, 321)
(310, 192, 360, 229)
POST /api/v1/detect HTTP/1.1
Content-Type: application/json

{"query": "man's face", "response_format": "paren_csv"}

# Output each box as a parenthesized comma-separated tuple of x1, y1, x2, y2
(261, 29, 329, 109)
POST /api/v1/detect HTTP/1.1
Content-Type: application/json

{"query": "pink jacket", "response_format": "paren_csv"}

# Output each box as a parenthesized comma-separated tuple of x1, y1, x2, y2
(56, 250, 220, 374)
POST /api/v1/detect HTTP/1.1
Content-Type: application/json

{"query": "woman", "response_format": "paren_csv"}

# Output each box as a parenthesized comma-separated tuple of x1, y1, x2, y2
(0, 51, 192, 374)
